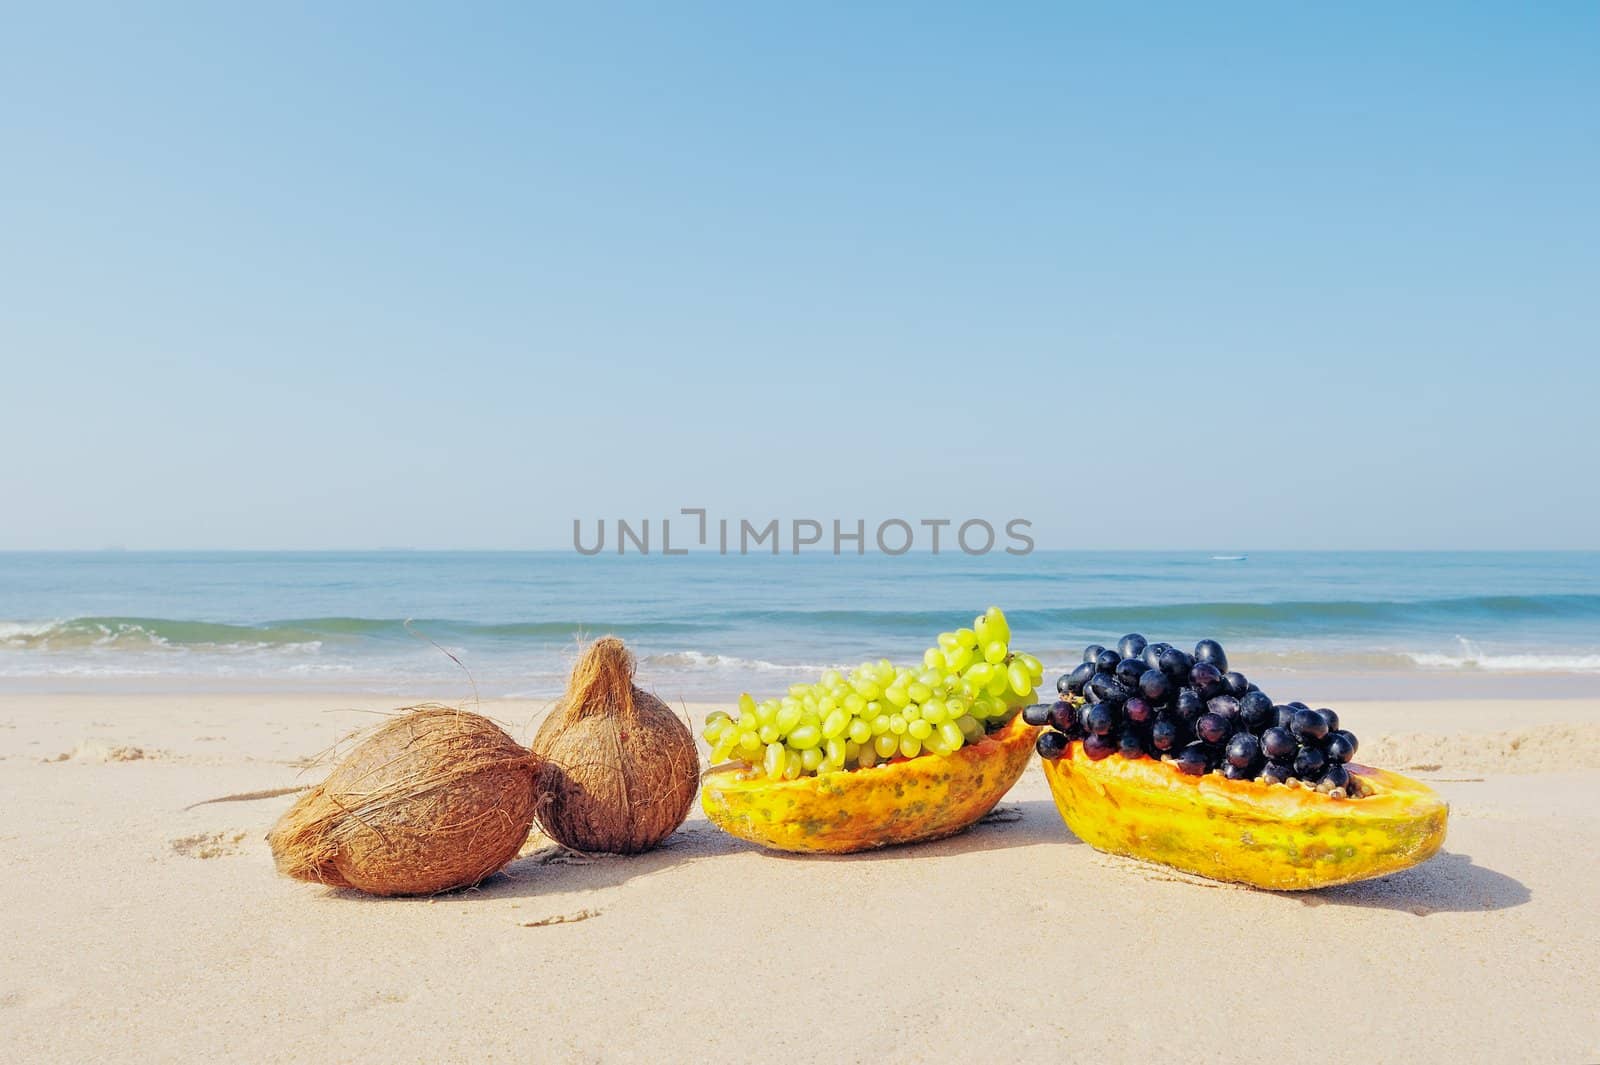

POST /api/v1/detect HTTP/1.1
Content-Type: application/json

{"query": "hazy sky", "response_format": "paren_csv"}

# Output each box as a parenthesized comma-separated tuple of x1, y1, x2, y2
(2, 3, 1595, 550)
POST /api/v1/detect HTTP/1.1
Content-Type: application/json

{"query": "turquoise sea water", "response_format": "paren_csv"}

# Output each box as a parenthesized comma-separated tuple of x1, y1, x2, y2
(2, 551, 1597, 700)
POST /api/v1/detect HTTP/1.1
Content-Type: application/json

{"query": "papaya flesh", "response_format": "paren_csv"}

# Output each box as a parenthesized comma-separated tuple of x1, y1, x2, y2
(701, 713, 1039, 854)
(1041, 742, 1448, 890)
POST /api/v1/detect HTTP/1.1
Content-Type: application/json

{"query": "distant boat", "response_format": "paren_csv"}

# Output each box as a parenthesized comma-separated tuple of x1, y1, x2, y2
(1211, 554, 1247, 561)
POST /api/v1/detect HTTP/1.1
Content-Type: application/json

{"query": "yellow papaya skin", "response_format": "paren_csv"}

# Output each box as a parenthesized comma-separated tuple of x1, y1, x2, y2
(701, 713, 1039, 854)
(1041, 743, 1448, 890)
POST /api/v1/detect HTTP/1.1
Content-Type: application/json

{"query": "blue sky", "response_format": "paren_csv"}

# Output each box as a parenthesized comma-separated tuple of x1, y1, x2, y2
(2, 2, 1595, 550)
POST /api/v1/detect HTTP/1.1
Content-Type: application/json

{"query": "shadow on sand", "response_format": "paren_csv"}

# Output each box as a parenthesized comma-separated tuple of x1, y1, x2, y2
(1300, 850, 1530, 914)
(379, 797, 1080, 902)
(314, 801, 1523, 917)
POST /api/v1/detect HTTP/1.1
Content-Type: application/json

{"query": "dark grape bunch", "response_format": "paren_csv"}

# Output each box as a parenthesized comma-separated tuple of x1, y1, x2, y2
(1024, 634, 1363, 797)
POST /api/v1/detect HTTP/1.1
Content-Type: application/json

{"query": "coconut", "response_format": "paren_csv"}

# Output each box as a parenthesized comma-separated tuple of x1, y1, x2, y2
(531, 636, 699, 854)
(267, 705, 537, 897)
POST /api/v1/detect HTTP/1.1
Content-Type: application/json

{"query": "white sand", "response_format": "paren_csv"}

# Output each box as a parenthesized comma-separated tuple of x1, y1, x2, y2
(2, 693, 1598, 1063)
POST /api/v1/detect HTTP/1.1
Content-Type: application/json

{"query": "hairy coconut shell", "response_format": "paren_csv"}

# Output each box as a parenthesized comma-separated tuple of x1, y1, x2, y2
(267, 706, 537, 896)
(531, 637, 699, 854)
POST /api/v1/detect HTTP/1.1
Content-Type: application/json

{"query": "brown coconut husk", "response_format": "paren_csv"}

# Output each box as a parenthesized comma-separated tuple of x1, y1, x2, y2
(267, 705, 537, 897)
(531, 637, 699, 854)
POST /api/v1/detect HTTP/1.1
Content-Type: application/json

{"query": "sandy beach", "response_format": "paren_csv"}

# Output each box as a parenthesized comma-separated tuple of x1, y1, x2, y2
(7, 0, 1595, 1060)
(2, 690, 1597, 1063)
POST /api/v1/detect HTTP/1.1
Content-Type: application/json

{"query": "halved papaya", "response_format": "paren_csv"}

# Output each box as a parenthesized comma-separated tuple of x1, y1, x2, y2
(1041, 743, 1448, 890)
(702, 713, 1039, 853)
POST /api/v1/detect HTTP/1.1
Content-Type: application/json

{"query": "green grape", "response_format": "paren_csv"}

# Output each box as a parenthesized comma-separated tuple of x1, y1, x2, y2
(984, 606, 1011, 646)
(713, 608, 1036, 777)
(763, 742, 786, 779)
(943, 645, 975, 671)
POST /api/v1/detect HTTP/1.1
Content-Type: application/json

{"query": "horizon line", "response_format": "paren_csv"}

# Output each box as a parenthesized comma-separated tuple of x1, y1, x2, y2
(1, 547, 1596, 555)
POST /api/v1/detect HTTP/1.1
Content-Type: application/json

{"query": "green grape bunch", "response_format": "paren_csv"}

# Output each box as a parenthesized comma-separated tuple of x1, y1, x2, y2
(702, 607, 1043, 781)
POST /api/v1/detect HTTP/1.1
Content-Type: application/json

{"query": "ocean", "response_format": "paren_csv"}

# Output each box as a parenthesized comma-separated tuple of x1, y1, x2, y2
(2, 551, 1597, 703)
